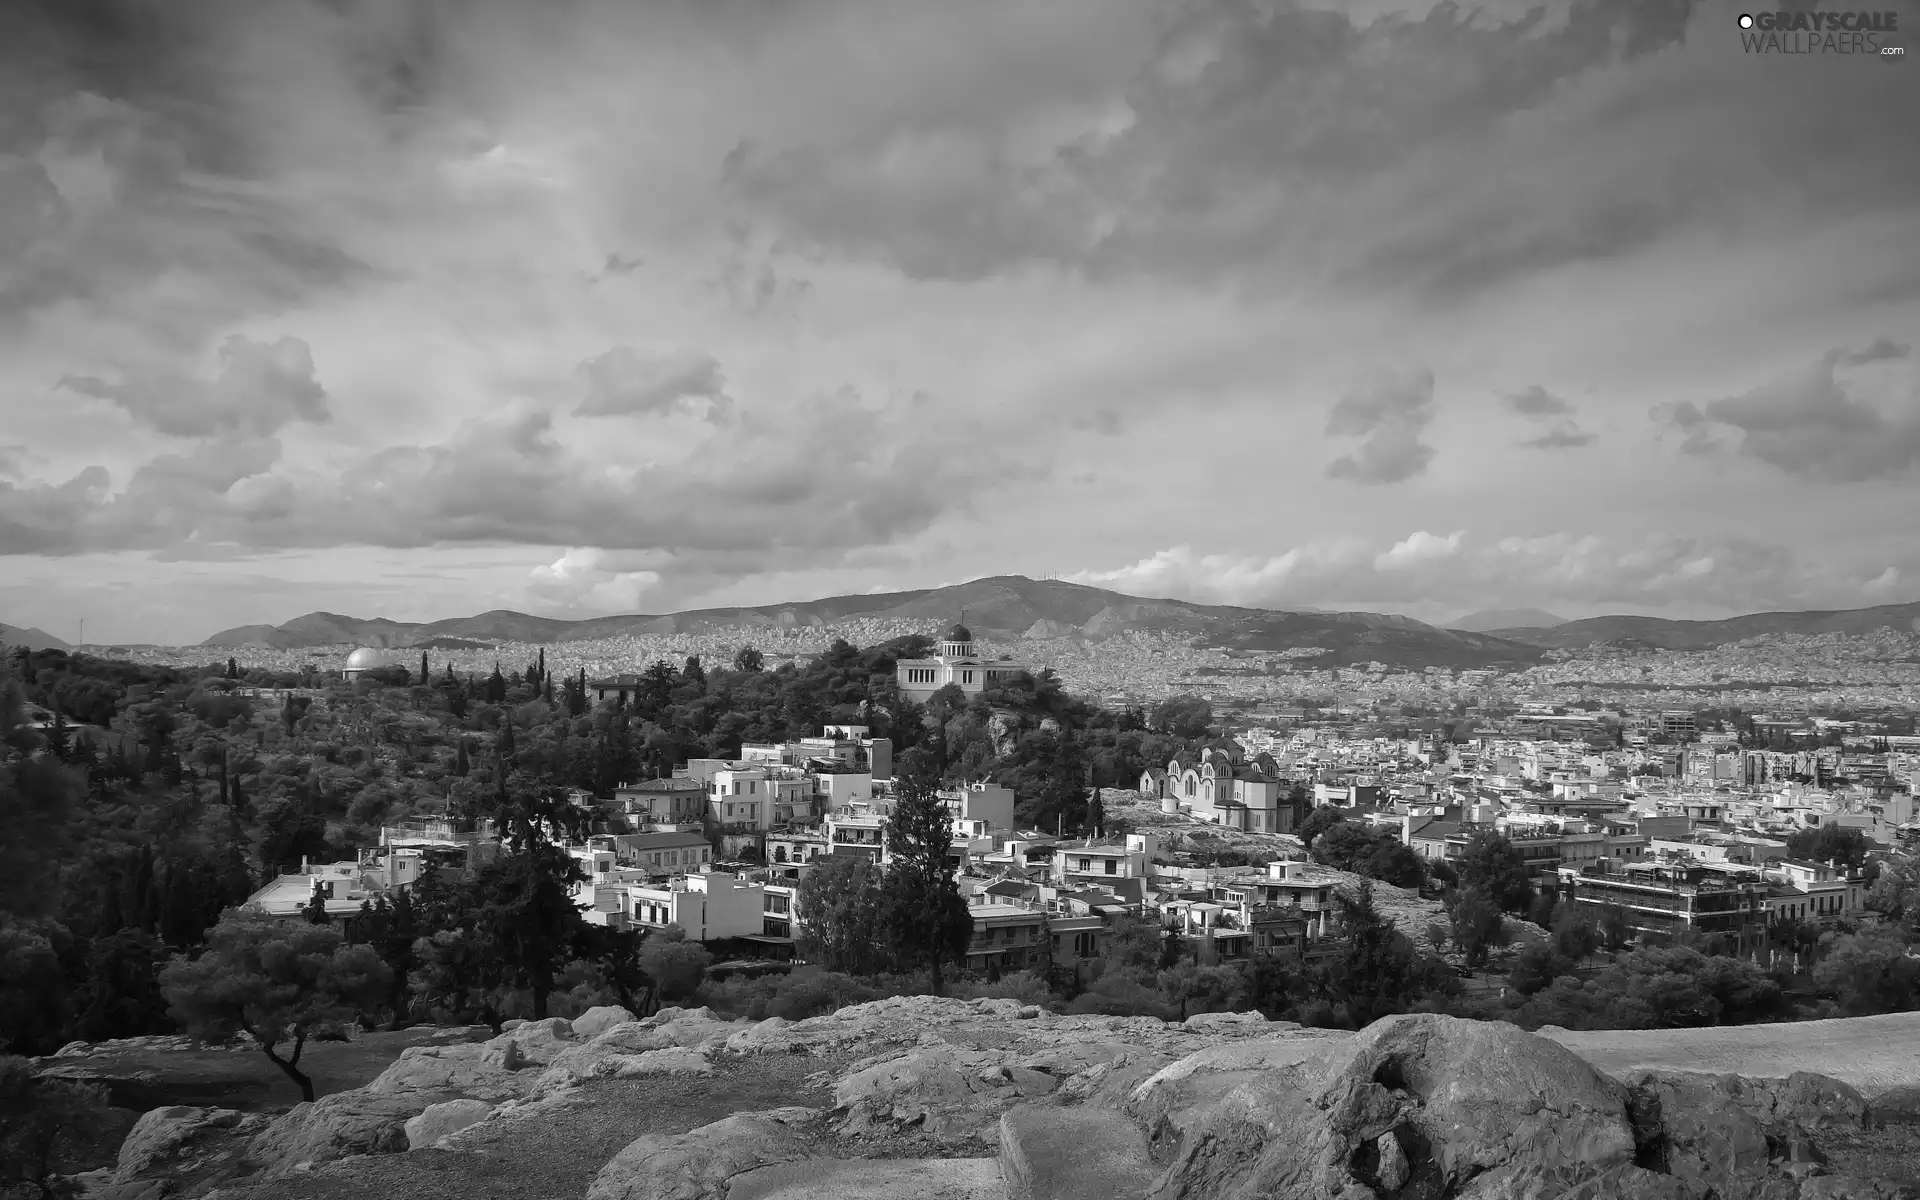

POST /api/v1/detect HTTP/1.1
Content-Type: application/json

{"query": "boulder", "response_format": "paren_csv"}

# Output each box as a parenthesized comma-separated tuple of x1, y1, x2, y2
(1150, 1013, 1644, 1200)
(112, 1107, 269, 1185)
(999, 1105, 1156, 1200)
(503, 1016, 574, 1063)
(535, 1014, 736, 1089)
(1625, 1074, 1774, 1198)
(366, 1042, 529, 1100)
(247, 1091, 436, 1174)
(571, 1005, 637, 1040)
(403, 1099, 494, 1150)
(726, 1017, 799, 1056)
(832, 1045, 1034, 1141)
(586, 1108, 820, 1200)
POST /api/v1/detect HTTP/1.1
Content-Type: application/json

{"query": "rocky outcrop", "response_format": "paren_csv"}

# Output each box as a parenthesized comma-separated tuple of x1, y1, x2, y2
(570, 1005, 637, 1040)
(403, 1098, 495, 1149)
(585, 1108, 820, 1200)
(86, 998, 1920, 1200)
(245, 1090, 438, 1175)
(110, 1107, 270, 1187)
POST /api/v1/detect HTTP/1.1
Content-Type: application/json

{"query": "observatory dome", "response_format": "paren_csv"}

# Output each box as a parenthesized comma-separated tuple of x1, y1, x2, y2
(344, 647, 388, 670)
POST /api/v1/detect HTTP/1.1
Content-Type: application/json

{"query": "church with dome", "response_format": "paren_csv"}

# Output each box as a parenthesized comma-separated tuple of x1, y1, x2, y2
(893, 623, 1026, 703)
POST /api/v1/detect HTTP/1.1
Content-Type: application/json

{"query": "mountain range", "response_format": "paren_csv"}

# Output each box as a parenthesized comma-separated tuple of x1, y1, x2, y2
(192, 579, 1920, 670)
(200, 576, 1540, 670)
(1446, 608, 1566, 633)
(0, 622, 70, 651)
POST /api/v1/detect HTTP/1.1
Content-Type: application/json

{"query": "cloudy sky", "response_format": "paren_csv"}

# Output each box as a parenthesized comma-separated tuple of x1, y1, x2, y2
(2, 0, 1917, 645)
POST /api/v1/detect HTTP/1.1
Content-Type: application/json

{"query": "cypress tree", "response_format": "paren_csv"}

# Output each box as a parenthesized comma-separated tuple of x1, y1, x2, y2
(421, 651, 430, 685)
(455, 739, 470, 777)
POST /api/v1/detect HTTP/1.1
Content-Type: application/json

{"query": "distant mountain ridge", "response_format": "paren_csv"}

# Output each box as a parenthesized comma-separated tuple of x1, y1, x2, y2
(1491, 600, 1920, 650)
(0, 622, 70, 651)
(1447, 608, 1566, 633)
(200, 575, 1544, 670)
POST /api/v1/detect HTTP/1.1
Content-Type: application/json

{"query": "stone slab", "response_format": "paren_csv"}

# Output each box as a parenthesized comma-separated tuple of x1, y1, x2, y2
(727, 1157, 1007, 1200)
(998, 1106, 1156, 1200)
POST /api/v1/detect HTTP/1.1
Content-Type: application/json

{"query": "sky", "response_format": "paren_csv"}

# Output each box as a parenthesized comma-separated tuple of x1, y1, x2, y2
(1, 0, 1918, 645)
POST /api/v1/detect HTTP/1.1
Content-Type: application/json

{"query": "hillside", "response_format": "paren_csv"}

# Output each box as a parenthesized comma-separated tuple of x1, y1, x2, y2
(198, 575, 1544, 670)
(1446, 607, 1565, 632)
(1495, 599, 1920, 650)
(0, 620, 70, 650)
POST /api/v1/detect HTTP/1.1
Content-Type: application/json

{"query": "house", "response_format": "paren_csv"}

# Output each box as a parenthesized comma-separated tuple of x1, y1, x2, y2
(825, 813, 886, 858)
(609, 830, 713, 873)
(623, 872, 766, 941)
(766, 829, 830, 865)
(962, 903, 1049, 973)
(1762, 859, 1864, 926)
(894, 624, 1027, 702)
(1050, 834, 1155, 889)
(940, 783, 1015, 831)
(613, 779, 708, 825)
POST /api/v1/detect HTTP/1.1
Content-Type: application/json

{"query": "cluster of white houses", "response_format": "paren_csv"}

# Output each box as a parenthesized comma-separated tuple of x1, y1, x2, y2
(243, 630, 1890, 976)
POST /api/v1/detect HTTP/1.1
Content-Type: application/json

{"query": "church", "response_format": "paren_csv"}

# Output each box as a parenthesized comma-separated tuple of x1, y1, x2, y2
(894, 623, 1026, 703)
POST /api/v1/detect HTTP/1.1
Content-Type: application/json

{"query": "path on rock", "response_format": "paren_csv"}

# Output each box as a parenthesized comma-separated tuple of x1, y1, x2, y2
(1544, 1011, 1920, 1101)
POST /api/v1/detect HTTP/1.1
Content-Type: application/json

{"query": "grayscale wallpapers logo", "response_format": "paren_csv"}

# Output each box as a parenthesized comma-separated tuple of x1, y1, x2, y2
(1738, 10, 1905, 55)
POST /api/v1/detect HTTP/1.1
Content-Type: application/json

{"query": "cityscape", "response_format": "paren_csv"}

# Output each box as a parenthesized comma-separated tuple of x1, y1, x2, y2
(3, 0, 1919, 1197)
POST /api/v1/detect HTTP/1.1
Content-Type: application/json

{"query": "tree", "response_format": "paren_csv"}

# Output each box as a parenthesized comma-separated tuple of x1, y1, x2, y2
(1812, 926, 1920, 1016)
(468, 844, 588, 1019)
(1148, 695, 1213, 739)
(75, 929, 171, 1043)
(880, 747, 974, 995)
(408, 928, 513, 1034)
(1308, 882, 1433, 1028)
(302, 889, 331, 925)
(1455, 831, 1536, 914)
(637, 927, 711, 1005)
(1785, 825, 1872, 871)
(1448, 887, 1506, 969)
(486, 664, 508, 705)
(159, 908, 392, 1101)
(682, 656, 706, 687)
(0, 1057, 109, 1200)
(732, 646, 764, 674)
(1509, 942, 1571, 996)
(1295, 804, 1345, 847)
(226, 656, 239, 679)
(794, 854, 890, 975)
(0, 678, 81, 918)
(1086, 786, 1106, 836)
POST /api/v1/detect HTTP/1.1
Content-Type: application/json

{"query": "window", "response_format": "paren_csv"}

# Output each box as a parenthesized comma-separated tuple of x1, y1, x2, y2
(1104, 859, 1117, 875)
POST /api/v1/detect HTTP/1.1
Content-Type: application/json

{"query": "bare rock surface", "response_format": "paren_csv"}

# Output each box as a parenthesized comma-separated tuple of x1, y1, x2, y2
(87, 997, 1920, 1200)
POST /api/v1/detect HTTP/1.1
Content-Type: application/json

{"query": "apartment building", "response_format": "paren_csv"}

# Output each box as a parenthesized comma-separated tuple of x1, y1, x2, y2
(1558, 859, 1768, 950)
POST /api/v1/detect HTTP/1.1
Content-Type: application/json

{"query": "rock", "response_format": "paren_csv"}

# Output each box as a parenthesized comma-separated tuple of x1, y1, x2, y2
(571, 1005, 637, 1040)
(1374, 1130, 1410, 1192)
(728, 1157, 1007, 1200)
(1018, 1006, 1042, 1020)
(586, 1109, 819, 1200)
(366, 1043, 528, 1100)
(480, 1038, 526, 1071)
(1799, 1178, 1920, 1200)
(1000, 1105, 1156, 1200)
(535, 1014, 738, 1090)
(1151, 1013, 1642, 1200)
(501, 1016, 574, 1064)
(1126, 1037, 1336, 1148)
(1181, 1011, 1271, 1033)
(833, 1045, 1033, 1142)
(112, 1107, 269, 1185)
(606, 1048, 713, 1078)
(247, 1091, 434, 1174)
(1627, 1075, 1774, 1198)
(726, 1017, 799, 1055)
(501, 1018, 525, 1031)
(55, 1040, 91, 1057)
(403, 1098, 493, 1149)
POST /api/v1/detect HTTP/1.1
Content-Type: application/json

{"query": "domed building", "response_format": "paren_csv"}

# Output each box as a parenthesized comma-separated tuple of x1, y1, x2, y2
(895, 621, 1028, 701)
(342, 647, 391, 681)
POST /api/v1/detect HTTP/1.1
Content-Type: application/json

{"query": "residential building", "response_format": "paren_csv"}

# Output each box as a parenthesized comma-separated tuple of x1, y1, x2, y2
(613, 779, 708, 826)
(962, 902, 1049, 973)
(623, 872, 767, 942)
(1557, 859, 1768, 950)
(610, 830, 713, 873)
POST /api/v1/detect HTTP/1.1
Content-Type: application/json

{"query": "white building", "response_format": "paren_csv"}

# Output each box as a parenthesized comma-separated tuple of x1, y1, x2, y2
(894, 624, 1027, 702)
(623, 872, 767, 941)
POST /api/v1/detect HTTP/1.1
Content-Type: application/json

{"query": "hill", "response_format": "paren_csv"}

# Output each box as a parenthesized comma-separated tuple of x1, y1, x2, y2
(1495, 600, 1920, 651)
(198, 575, 1544, 670)
(1446, 607, 1565, 632)
(0, 621, 70, 651)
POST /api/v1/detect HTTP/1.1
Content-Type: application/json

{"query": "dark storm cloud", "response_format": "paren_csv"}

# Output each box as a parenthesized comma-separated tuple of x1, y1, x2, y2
(574, 346, 734, 422)
(59, 336, 331, 438)
(0, 384, 1046, 559)
(1325, 368, 1437, 485)
(1655, 341, 1920, 481)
